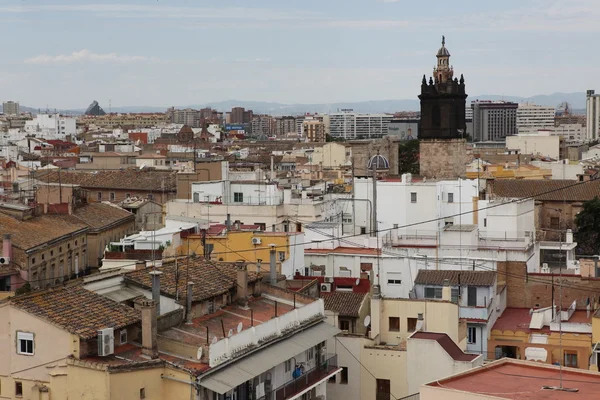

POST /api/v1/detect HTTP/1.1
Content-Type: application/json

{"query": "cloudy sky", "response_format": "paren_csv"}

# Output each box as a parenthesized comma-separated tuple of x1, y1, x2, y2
(0, 0, 598, 109)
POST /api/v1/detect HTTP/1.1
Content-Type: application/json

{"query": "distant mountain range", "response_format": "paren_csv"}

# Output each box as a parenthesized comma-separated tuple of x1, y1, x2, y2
(2, 92, 588, 116)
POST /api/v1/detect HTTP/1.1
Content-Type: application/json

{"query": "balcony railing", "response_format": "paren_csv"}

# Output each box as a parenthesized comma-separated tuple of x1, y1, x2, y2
(273, 354, 339, 400)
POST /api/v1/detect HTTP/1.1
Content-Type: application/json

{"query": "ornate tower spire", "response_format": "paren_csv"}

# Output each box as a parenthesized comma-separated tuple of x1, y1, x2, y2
(434, 35, 453, 83)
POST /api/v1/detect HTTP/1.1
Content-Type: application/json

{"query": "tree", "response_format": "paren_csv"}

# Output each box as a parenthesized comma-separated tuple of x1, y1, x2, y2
(574, 197, 600, 255)
(398, 140, 420, 175)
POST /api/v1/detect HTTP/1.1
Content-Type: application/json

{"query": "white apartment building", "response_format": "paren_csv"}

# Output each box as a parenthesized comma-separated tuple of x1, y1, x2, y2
(471, 101, 518, 141)
(329, 111, 394, 139)
(2, 101, 20, 116)
(587, 89, 600, 141)
(505, 131, 561, 159)
(24, 113, 76, 138)
(516, 103, 555, 133)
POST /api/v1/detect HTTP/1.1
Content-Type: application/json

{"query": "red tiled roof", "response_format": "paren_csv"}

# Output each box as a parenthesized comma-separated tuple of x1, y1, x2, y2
(71, 203, 134, 230)
(414, 270, 497, 287)
(410, 331, 478, 362)
(10, 285, 141, 339)
(37, 170, 177, 191)
(321, 291, 367, 317)
(492, 179, 600, 202)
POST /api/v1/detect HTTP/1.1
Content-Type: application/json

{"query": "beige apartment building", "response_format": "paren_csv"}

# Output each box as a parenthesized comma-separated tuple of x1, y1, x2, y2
(79, 113, 169, 130)
(304, 119, 326, 142)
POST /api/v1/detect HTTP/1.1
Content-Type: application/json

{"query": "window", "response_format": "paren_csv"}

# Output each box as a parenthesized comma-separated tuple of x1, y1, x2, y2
(360, 227, 366, 235)
(328, 374, 336, 383)
(120, 329, 127, 345)
(387, 278, 402, 285)
(550, 217, 560, 230)
(468, 326, 477, 344)
(340, 367, 349, 384)
(233, 192, 244, 203)
(451, 288, 459, 303)
(285, 359, 292, 373)
(424, 287, 443, 299)
(126, 193, 131, 199)
(467, 286, 477, 307)
(140, 388, 146, 399)
(407, 318, 417, 332)
(448, 193, 454, 203)
(110, 192, 115, 201)
(17, 332, 34, 355)
(483, 218, 487, 228)
(15, 382, 23, 397)
(393, 224, 398, 229)
(340, 320, 350, 331)
(147, 194, 154, 200)
(388, 317, 400, 332)
(306, 347, 314, 361)
(278, 252, 286, 262)
(97, 192, 102, 201)
(31, 258, 35, 264)
(564, 352, 578, 368)
(410, 192, 417, 203)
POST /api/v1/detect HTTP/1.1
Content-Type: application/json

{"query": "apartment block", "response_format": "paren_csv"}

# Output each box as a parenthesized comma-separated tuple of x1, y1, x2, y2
(587, 89, 600, 141)
(329, 111, 394, 139)
(471, 101, 518, 141)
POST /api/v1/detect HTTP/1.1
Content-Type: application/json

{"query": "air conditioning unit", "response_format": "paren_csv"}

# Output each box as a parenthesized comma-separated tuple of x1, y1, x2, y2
(98, 328, 115, 356)
(251, 237, 262, 245)
(324, 276, 334, 283)
(0, 257, 10, 265)
(320, 283, 332, 293)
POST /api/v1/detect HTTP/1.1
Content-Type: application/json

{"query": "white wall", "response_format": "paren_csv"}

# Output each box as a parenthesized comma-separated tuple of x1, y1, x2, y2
(506, 134, 560, 159)
(531, 161, 583, 180)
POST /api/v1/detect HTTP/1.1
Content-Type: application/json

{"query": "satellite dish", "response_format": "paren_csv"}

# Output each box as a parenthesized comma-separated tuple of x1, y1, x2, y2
(364, 315, 371, 327)
(139, 163, 146, 170)
(211, 336, 218, 344)
(355, 278, 360, 286)
(196, 347, 203, 360)
(237, 322, 243, 333)
(228, 329, 233, 337)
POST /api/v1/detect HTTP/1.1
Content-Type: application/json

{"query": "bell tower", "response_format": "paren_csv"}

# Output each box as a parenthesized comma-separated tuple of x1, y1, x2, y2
(434, 36, 453, 83)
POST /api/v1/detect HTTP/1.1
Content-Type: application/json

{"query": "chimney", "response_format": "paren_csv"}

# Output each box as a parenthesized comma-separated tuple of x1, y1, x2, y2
(141, 299, 158, 359)
(186, 281, 195, 324)
(135, 261, 147, 270)
(566, 229, 573, 244)
(226, 213, 231, 230)
(236, 262, 248, 306)
(441, 279, 451, 302)
(2, 234, 12, 259)
(269, 244, 277, 285)
(149, 271, 163, 315)
(416, 312, 425, 331)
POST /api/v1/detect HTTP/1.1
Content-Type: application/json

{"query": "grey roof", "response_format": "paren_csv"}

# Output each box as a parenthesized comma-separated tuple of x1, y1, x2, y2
(367, 154, 390, 170)
(437, 46, 450, 57)
(414, 270, 497, 287)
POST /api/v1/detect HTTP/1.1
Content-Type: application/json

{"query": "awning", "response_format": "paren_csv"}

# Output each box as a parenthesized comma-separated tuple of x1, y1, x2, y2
(199, 322, 341, 394)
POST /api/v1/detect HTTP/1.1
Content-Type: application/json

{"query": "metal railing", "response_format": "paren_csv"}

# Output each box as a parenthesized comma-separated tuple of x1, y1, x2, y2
(273, 354, 338, 400)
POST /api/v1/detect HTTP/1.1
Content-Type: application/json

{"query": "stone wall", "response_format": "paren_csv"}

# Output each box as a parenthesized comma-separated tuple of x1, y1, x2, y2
(419, 138, 470, 179)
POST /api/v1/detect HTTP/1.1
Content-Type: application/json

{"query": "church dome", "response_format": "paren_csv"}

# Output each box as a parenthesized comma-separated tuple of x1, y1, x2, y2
(367, 154, 390, 170)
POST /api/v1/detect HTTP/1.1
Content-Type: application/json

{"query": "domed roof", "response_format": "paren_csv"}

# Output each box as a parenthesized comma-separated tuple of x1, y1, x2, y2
(437, 35, 450, 57)
(367, 154, 390, 170)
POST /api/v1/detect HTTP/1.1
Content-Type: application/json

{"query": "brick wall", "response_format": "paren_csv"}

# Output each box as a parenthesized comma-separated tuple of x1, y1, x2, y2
(499, 261, 600, 309)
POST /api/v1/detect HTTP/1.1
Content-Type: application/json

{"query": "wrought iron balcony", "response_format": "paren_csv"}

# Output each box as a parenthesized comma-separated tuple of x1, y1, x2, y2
(273, 354, 339, 400)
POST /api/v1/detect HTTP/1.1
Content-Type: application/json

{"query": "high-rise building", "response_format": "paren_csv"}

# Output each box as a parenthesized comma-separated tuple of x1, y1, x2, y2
(329, 110, 393, 139)
(586, 90, 600, 141)
(516, 103, 555, 133)
(303, 120, 325, 142)
(3, 101, 20, 116)
(471, 101, 518, 142)
(167, 108, 200, 127)
(84, 100, 106, 116)
(251, 115, 275, 137)
(274, 116, 297, 136)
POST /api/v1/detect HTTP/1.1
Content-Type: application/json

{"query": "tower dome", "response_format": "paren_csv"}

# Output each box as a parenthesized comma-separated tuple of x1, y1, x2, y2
(437, 35, 450, 57)
(367, 153, 390, 171)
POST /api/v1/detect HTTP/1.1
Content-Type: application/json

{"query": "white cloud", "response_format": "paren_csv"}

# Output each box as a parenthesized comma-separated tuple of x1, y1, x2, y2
(24, 49, 156, 65)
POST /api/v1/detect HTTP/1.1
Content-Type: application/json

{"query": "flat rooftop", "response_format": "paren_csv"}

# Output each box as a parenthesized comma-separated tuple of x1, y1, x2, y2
(427, 358, 600, 399)
(159, 296, 295, 346)
(492, 308, 591, 334)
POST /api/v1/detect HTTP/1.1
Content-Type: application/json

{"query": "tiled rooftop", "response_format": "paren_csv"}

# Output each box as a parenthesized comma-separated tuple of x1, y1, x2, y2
(492, 179, 600, 202)
(37, 169, 177, 191)
(159, 295, 294, 346)
(414, 270, 497, 287)
(321, 291, 366, 317)
(0, 212, 88, 251)
(71, 203, 134, 230)
(492, 308, 591, 334)
(10, 285, 140, 339)
(125, 259, 260, 302)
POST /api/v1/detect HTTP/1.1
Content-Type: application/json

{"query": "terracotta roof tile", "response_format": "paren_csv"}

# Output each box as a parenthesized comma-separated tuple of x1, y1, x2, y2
(125, 259, 260, 302)
(71, 203, 134, 230)
(321, 291, 366, 317)
(37, 170, 177, 191)
(0, 213, 88, 251)
(10, 285, 141, 339)
(492, 179, 600, 202)
(414, 270, 497, 287)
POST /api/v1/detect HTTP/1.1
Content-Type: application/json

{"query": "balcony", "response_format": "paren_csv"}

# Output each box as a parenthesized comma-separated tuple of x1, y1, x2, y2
(273, 354, 340, 400)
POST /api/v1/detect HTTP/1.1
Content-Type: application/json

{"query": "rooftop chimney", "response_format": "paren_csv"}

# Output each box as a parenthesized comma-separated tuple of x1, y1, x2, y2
(141, 299, 158, 359)
(441, 279, 451, 302)
(226, 213, 231, 230)
(135, 261, 146, 270)
(186, 281, 195, 324)
(269, 244, 277, 285)
(149, 270, 163, 315)
(236, 262, 248, 307)
(416, 312, 425, 331)
(2, 234, 12, 260)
